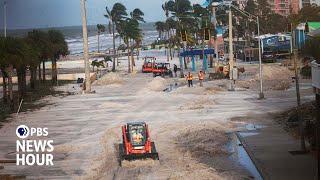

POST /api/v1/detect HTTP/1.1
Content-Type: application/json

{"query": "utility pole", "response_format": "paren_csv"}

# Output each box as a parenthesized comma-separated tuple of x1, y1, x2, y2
(257, 17, 264, 99)
(212, 5, 218, 71)
(228, 8, 234, 91)
(80, 0, 91, 93)
(293, 48, 306, 152)
(4, 1, 7, 37)
(290, 28, 306, 152)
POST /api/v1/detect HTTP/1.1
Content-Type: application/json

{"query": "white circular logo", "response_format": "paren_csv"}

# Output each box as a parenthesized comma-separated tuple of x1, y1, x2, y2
(16, 125, 29, 139)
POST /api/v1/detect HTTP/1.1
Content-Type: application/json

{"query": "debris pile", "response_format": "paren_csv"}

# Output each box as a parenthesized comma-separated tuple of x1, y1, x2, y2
(176, 128, 229, 157)
(238, 64, 294, 91)
(94, 72, 124, 86)
(146, 77, 167, 92)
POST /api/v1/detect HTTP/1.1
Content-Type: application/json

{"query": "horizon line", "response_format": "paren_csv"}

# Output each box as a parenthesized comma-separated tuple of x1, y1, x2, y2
(0, 22, 157, 31)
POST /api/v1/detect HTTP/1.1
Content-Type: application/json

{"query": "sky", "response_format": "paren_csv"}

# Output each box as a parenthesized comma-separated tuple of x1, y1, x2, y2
(0, 0, 204, 29)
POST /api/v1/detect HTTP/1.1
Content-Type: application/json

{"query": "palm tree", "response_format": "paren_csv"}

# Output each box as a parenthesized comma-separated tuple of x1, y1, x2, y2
(130, 8, 145, 23)
(105, 3, 128, 72)
(166, 0, 193, 76)
(166, 17, 176, 60)
(154, 21, 166, 39)
(15, 39, 33, 100)
(0, 37, 25, 110)
(27, 30, 51, 82)
(27, 30, 45, 83)
(96, 24, 106, 53)
(119, 18, 141, 73)
(47, 30, 68, 85)
(26, 32, 42, 89)
(130, 8, 145, 69)
(91, 60, 105, 72)
(163, 1, 172, 61)
(0, 37, 7, 102)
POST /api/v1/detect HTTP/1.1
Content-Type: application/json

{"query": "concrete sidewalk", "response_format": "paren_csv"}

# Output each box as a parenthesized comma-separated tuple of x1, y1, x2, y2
(238, 121, 317, 180)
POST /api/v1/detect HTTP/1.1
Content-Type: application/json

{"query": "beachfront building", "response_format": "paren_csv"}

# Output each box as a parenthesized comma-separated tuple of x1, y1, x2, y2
(291, 0, 301, 14)
(269, 0, 292, 16)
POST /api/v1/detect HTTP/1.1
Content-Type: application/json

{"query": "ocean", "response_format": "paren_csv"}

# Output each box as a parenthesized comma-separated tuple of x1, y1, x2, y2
(3, 23, 159, 55)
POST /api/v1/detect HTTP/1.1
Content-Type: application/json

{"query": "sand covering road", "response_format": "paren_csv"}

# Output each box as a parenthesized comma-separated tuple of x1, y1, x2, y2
(94, 72, 124, 86)
(0, 62, 311, 179)
(238, 64, 294, 91)
(146, 77, 168, 92)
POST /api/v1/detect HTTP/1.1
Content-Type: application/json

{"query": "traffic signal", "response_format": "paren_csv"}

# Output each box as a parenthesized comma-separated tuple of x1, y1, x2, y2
(181, 30, 187, 42)
(305, 22, 309, 33)
(204, 28, 210, 41)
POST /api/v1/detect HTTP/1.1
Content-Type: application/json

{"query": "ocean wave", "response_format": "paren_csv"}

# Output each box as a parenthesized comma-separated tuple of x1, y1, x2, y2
(67, 30, 158, 55)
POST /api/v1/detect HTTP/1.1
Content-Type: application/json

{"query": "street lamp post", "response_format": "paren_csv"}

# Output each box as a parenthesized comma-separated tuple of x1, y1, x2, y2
(228, 9, 235, 91)
(257, 17, 264, 99)
(80, 0, 91, 93)
(211, 3, 219, 71)
(206, 1, 264, 98)
(226, 4, 264, 98)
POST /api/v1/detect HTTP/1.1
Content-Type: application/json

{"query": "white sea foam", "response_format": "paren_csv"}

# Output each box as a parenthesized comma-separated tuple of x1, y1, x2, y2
(67, 30, 158, 55)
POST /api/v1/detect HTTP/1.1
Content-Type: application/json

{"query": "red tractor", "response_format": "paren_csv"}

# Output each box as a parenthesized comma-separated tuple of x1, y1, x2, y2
(142, 57, 156, 73)
(119, 122, 159, 166)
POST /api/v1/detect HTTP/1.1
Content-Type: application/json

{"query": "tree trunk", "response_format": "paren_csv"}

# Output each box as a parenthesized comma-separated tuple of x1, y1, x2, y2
(30, 67, 35, 89)
(23, 68, 27, 95)
(167, 30, 170, 62)
(179, 47, 184, 78)
(52, 58, 57, 84)
(136, 47, 140, 61)
(2, 72, 7, 103)
(131, 46, 135, 73)
(17, 69, 21, 97)
(17, 67, 25, 101)
(169, 30, 173, 61)
(97, 32, 100, 53)
(127, 41, 131, 73)
(130, 39, 135, 72)
(5, 65, 14, 111)
(42, 61, 46, 81)
(112, 22, 116, 72)
(38, 63, 41, 81)
(117, 37, 122, 66)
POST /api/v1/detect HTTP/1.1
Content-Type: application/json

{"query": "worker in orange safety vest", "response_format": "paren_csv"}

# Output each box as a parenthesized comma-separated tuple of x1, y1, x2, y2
(186, 72, 193, 87)
(198, 70, 205, 87)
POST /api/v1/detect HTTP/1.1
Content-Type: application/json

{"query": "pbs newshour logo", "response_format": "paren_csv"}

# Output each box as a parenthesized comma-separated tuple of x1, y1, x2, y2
(16, 125, 30, 139)
(16, 125, 54, 166)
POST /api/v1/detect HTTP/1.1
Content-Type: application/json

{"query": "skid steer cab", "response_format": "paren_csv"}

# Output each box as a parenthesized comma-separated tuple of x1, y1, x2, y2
(119, 122, 159, 166)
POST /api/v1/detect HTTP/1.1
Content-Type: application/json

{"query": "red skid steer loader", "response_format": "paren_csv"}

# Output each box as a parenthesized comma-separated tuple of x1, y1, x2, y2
(119, 122, 159, 166)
